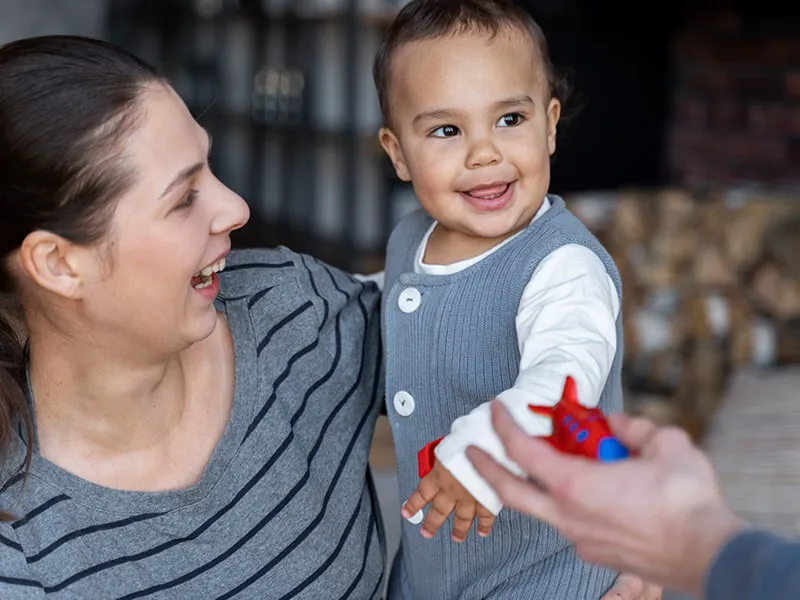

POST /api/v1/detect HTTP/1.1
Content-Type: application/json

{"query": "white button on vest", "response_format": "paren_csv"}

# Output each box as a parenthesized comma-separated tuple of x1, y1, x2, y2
(407, 509, 424, 525)
(398, 287, 421, 313)
(393, 390, 415, 417)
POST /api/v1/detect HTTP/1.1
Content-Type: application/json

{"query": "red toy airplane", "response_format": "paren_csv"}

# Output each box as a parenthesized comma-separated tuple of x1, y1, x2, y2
(417, 376, 628, 478)
(526, 376, 630, 462)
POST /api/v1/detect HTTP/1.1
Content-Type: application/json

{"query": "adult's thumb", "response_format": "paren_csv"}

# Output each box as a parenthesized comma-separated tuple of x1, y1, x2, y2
(608, 413, 659, 452)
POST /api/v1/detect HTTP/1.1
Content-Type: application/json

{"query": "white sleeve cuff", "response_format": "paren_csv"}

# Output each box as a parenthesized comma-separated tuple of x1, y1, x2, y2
(433, 398, 551, 515)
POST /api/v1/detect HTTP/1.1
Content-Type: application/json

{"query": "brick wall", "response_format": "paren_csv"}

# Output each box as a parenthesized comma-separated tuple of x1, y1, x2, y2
(668, 18, 800, 187)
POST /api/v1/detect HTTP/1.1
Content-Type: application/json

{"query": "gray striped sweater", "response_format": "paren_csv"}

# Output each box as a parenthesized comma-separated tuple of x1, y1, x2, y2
(382, 197, 622, 599)
(0, 248, 386, 599)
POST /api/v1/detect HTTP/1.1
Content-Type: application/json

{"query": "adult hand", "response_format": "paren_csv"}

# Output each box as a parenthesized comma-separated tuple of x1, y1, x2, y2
(466, 402, 745, 595)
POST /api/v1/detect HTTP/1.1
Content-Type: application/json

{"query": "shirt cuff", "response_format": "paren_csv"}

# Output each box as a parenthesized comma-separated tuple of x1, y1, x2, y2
(704, 528, 789, 600)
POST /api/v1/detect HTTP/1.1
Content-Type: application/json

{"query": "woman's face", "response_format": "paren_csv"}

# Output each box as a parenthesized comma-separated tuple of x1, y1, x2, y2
(76, 84, 250, 356)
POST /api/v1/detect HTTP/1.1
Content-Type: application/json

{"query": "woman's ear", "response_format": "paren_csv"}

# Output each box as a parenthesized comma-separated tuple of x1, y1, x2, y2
(379, 128, 412, 182)
(18, 231, 84, 299)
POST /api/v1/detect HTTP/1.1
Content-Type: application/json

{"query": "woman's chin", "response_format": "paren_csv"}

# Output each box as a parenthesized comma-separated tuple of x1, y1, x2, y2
(184, 307, 221, 348)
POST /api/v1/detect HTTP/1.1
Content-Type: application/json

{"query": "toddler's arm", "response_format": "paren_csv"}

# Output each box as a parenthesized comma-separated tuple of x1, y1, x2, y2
(434, 244, 620, 514)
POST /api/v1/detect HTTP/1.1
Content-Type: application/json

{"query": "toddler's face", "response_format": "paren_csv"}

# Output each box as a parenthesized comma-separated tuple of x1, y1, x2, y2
(380, 26, 560, 244)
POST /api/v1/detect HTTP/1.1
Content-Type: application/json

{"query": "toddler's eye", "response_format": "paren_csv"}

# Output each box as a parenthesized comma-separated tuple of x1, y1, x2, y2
(497, 113, 524, 127)
(430, 125, 460, 138)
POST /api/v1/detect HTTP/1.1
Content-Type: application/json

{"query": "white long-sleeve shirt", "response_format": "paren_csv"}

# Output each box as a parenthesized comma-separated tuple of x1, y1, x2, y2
(364, 198, 620, 514)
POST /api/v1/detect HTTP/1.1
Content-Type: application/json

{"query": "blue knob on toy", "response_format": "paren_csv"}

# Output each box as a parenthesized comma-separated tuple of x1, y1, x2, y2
(597, 437, 629, 461)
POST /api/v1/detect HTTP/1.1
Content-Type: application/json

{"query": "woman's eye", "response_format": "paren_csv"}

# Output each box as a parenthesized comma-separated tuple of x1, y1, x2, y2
(430, 125, 460, 138)
(176, 189, 198, 210)
(497, 113, 524, 127)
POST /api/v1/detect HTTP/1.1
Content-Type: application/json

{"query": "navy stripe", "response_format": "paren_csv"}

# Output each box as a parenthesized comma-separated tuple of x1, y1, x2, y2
(256, 300, 313, 355)
(210, 350, 375, 600)
(284, 315, 343, 428)
(246, 285, 274, 309)
(0, 471, 24, 494)
(367, 568, 384, 600)
(43, 306, 363, 594)
(243, 336, 320, 443)
(117, 304, 373, 599)
(299, 256, 329, 324)
(12, 495, 70, 530)
(42, 431, 296, 593)
(321, 261, 365, 299)
(0, 574, 43, 588)
(223, 261, 293, 272)
(335, 507, 379, 600)
(277, 495, 371, 600)
(244, 260, 357, 445)
(0, 532, 22, 551)
(219, 496, 367, 600)
(29, 512, 165, 564)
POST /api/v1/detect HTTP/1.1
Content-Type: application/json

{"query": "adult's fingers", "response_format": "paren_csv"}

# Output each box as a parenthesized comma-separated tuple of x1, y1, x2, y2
(643, 583, 664, 600)
(489, 401, 594, 500)
(607, 413, 659, 453)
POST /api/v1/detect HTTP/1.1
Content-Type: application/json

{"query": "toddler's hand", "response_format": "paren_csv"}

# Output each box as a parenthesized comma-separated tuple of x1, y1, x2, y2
(601, 573, 663, 600)
(402, 461, 495, 542)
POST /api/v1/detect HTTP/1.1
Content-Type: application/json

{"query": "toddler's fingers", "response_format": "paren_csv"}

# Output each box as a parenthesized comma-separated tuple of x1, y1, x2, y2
(420, 495, 455, 539)
(601, 573, 644, 600)
(402, 476, 438, 519)
(475, 505, 496, 538)
(450, 502, 476, 543)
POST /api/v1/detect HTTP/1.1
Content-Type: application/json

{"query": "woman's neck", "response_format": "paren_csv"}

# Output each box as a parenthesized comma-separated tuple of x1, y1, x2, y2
(27, 327, 195, 456)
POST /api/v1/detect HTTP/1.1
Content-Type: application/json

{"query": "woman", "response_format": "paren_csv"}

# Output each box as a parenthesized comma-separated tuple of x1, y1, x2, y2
(0, 34, 653, 599)
(0, 34, 384, 599)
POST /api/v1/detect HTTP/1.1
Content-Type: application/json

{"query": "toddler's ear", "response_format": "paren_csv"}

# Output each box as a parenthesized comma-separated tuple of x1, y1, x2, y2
(379, 128, 412, 182)
(546, 98, 561, 155)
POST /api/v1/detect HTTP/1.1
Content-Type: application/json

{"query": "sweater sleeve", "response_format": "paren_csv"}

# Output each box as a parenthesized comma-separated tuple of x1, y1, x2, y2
(434, 244, 620, 514)
(0, 524, 46, 599)
(705, 529, 800, 600)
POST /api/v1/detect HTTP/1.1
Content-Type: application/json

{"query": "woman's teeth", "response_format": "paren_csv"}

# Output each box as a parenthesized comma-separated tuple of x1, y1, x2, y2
(194, 277, 215, 290)
(192, 257, 226, 289)
(197, 257, 226, 278)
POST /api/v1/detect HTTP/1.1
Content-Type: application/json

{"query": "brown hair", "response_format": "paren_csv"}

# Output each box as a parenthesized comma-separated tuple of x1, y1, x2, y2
(373, 0, 573, 128)
(0, 35, 165, 520)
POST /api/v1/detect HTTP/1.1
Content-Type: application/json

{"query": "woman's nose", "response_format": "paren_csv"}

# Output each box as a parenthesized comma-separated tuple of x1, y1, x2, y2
(211, 185, 250, 235)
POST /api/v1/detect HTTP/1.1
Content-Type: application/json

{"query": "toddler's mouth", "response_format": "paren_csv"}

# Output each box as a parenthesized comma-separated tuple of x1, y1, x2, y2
(464, 182, 511, 199)
(460, 181, 515, 212)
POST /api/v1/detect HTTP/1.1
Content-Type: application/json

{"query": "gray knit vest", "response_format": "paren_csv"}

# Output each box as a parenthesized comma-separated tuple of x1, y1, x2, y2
(382, 196, 623, 600)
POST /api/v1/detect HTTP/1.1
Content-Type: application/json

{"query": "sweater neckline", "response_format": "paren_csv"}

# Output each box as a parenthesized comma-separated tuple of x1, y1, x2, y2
(20, 298, 257, 515)
(399, 195, 567, 287)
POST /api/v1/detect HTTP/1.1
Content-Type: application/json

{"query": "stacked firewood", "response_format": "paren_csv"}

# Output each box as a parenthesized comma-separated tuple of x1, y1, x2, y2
(567, 188, 800, 441)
